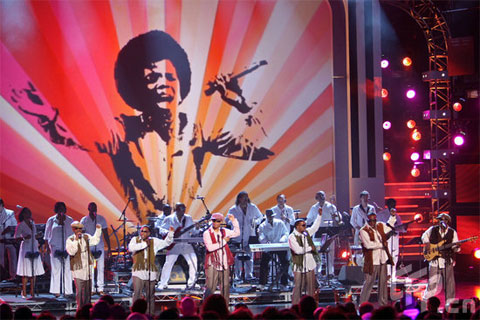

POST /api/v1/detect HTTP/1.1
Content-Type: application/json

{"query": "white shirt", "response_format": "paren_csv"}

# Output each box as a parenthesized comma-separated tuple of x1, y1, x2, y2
(203, 219, 240, 270)
(422, 226, 459, 268)
(350, 204, 376, 230)
(306, 201, 337, 228)
(227, 203, 263, 245)
(288, 214, 321, 272)
(258, 218, 289, 244)
(0, 208, 17, 239)
(270, 204, 295, 228)
(359, 215, 396, 265)
(128, 231, 174, 280)
(66, 227, 102, 280)
(44, 215, 74, 251)
(80, 214, 108, 248)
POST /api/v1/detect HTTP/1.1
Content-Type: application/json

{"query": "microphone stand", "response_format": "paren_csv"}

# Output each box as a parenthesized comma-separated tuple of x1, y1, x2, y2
(31, 220, 36, 297)
(118, 198, 132, 268)
(147, 237, 151, 314)
(59, 220, 66, 300)
(94, 214, 98, 295)
(301, 232, 307, 298)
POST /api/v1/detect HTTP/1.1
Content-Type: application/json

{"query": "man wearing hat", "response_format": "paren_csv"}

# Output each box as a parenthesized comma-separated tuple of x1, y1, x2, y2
(289, 213, 322, 305)
(421, 213, 459, 304)
(350, 190, 376, 266)
(66, 221, 102, 309)
(359, 210, 396, 306)
(129, 224, 175, 315)
(203, 213, 239, 301)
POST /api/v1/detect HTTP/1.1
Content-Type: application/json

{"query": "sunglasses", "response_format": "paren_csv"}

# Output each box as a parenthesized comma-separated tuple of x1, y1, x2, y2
(213, 220, 222, 223)
(299, 224, 306, 227)
(141, 230, 150, 233)
(73, 227, 82, 230)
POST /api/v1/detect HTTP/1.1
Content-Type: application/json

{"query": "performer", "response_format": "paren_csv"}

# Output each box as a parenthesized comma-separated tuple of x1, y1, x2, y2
(44, 201, 74, 297)
(359, 211, 396, 306)
(376, 198, 404, 282)
(203, 213, 240, 300)
(80, 202, 111, 294)
(15, 207, 45, 299)
(154, 203, 172, 235)
(350, 190, 376, 266)
(129, 224, 174, 315)
(306, 191, 338, 277)
(258, 209, 289, 290)
(66, 221, 102, 309)
(0, 197, 17, 281)
(289, 213, 322, 305)
(158, 202, 199, 290)
(270, 194, 295, 231)
(421, 213, 459, 304)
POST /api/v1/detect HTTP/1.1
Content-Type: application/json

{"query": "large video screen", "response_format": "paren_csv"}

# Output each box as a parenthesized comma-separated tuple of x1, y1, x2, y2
(1, 0, 335, 228)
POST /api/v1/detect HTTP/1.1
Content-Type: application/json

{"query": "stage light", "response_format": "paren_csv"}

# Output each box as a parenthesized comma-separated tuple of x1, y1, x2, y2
(383, 152, 391, 161)
(381, 59, 389, 69)
(412, 129, 421, 141)
(402, 57, 412, 67)
(411, 166, 420, 177)
(453, 102, 463, 112)
(406, 89, 416, 99)
(474, 249, 480, 260)
(410, 152, 420, 161)
(407, 120, 416, 129)
(383, 121, 392, 130)
(382, 88, 389, 98)
(454, 134, 465, 146)
(414, 213, 423, 222)
(341, 250, 350, 259)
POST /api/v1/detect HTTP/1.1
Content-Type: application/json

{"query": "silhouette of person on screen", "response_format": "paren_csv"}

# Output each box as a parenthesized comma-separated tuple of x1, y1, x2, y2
(96, 30, 273, 218)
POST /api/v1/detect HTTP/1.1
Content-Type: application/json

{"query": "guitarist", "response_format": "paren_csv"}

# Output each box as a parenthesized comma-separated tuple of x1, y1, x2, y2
(0, 197, 17, 281)
(376, 198, 405, 282)
(158, 202, 200, 290)
(359, 210, 396, 306)
(421, 213, 459, 304)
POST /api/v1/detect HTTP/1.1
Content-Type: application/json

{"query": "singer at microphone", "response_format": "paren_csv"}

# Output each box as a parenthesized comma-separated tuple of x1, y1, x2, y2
(203, 213, 239, 301)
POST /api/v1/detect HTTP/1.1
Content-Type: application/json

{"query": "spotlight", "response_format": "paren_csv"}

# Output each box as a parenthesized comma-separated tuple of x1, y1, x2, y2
(453, 134, 465, 146)
(453, 102, 463, 112)
(340, 250, 350, 259)
(382, 88, 389, 98)
(411, 166, 420, 177)
(407, 120, 416, 129)
(381, 59, 389, 69)
(410, 152, 420, 161)
(406, 89, 416, 99)
(412, 129, 422, 141)
(414, 213, 423, 222)
(383, 121, 392, 130)
(383, 152, 391, 161)
(402, 57, 412, 67)
(474, 249, 480, 260)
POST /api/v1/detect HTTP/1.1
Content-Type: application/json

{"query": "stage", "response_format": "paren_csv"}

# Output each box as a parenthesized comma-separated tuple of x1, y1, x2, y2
(1, 277, 478, 316)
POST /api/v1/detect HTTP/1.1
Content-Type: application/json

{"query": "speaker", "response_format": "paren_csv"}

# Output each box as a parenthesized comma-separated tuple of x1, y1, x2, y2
(338, 266, 364, 285)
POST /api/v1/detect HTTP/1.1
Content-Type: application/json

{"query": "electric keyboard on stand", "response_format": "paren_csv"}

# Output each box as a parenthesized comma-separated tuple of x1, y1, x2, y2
(249, 241, 322, 253)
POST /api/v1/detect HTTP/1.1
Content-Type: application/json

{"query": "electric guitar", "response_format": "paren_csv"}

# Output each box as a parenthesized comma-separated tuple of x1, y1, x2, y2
(386, 218, 421, 239)
(423, 236, 478, 261)
(165, 213, 212, 250)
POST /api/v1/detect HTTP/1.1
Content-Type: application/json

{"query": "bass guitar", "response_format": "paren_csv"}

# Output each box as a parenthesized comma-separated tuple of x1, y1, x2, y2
(165, 213, 212, 250)
(423, 236, 478, 261)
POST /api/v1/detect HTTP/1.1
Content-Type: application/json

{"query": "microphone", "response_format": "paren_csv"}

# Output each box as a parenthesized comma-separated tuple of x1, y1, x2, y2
(440, 221, 447, 229)
(16, 205, 23, 209)
(196, 195, 205, 200)
(129, 197, 135, 201)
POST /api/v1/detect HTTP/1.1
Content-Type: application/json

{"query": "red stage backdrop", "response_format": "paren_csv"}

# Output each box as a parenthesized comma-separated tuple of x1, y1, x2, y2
(0, 0, 335, 229)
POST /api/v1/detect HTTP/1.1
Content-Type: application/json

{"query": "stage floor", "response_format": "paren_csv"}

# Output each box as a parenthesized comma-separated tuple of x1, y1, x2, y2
(0, 280, 478, 316)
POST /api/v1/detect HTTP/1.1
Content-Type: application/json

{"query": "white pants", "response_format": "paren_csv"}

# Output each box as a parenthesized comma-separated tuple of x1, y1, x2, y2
(92, 248, 105, 291)
(387, 236, 399, 280)
(234, 244, 254, 280)
(159, 243, 197, 287)
(49, 252, 73, 294)
(0, 244, 17, 279)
